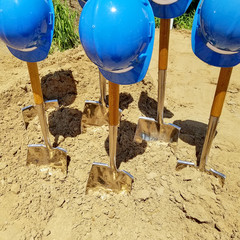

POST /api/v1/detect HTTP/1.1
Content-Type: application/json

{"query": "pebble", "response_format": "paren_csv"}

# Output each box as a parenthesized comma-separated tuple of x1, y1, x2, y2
(146, 172, 158, 180)
(185, 203, 212, 223)
(108, 211, 115, 219)
(0, 162, 7, 170)
(136, 189, 151, 201)
(7, 177, 13, 184)
(57, 198, 65, 207)
(43, 229, 51, 236)
(161, 175, 167, 181)
(11, 183, 21, 194)
(155, 186, 165, 197)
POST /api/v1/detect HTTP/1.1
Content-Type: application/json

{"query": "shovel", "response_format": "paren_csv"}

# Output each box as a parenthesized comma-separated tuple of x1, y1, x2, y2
(134, 19, 180, 144)
(26, 62, 68, 173)
(86, 81, 133, 194)
(81, 71, 122, 132)
(176, 67, 233, 186)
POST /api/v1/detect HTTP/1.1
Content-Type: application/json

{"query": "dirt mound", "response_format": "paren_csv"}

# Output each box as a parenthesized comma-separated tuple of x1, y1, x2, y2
(0, 29, 240, 239)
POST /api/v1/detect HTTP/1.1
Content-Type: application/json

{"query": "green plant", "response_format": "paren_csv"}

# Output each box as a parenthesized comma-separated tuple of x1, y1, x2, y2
(154, 0, 198, 29)
(174, 10, 195, 29)
(51, 0, 80, 53)
(155, 17, 160, 28)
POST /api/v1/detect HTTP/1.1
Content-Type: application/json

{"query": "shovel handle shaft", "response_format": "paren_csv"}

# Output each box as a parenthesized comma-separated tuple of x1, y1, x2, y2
(99, 71, 107, 105)
(210, 67, 233, 117)
(109, 81, 119, 126)
(159, 19, 170, 70)
(27, 62, 44, 105)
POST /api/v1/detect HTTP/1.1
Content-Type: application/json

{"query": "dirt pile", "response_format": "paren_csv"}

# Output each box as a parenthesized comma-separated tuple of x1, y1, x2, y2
(0, 30, 240, 239)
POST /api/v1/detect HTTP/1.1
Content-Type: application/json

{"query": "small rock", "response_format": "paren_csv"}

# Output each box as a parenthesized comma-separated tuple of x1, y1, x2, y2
(155, 186, 165, 197)
(146, 172, 158, 180)
(185, 203, 212, 223)
(11, 183, 21, 194)
(57, 197, 65, 207)
(179, 189, 192, 202)
(136, 189, 151, 201)
(108, 211, 115, 219)
(39, 171, 48, 179)
(76, 198, 83, 205)
(0, 162, 7, 170)
(161, 175, 167, 181)
(31, 230, 37, 238)
(7, 177, 13, 184)
(227, 101, 236, 105)
(43, 229, 51, 236)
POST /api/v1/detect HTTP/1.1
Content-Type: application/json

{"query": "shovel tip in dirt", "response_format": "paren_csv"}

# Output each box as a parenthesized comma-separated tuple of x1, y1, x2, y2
(85, 162, 134, 195)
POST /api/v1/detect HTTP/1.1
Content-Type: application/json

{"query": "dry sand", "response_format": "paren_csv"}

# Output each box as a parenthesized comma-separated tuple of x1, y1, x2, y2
(0, 29, 240, 240)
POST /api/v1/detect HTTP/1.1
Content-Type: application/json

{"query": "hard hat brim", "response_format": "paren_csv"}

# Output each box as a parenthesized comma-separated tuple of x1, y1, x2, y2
(78, 0, 86, 8)
(191, 0, 240, 67)
(149, 0, 192, 19)
(7, 1, 55, 62)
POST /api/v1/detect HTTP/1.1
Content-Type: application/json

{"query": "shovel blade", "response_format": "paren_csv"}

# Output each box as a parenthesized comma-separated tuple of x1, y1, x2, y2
(27, 144, 67, 173)
(134, 117, 180, 144)
(81, 100, 109, 130)
(22, 105, 36, 129)
(86, 163, 133, 194)
(22, 100, 59, 129)
(81, 100, 122, 132)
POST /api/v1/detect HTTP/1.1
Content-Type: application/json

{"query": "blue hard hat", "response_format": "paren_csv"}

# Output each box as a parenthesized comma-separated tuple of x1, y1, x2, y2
(192, 0, 240, 67)
(149, 0, 192, 19)
(79, 0, 155, 85)
(78, 0, 87, 8)
(0, 0, 55, 62)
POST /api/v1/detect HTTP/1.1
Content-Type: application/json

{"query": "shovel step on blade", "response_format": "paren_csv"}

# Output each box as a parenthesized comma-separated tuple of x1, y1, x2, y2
(176, 160, 195, 170)
(134, 116, 180, 144)
(27, 144, 67, 173)
(85, 162, 134, 194)
(22, 100, 59, 129)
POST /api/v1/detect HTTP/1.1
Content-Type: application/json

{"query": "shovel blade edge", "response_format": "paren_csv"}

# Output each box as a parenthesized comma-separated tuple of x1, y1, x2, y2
(81, 101, 109, 130)
(134, 117, 181, 144)
(27, 144, 67, 173)
(86, 163, 133, 194)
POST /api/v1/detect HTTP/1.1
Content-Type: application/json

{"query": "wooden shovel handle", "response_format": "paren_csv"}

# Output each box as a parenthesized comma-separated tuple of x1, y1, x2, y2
(109, 81, 119, 126)
(159, 19, 171, 70)
(27, 62, 44, 105)
(211, 67, 233, 117)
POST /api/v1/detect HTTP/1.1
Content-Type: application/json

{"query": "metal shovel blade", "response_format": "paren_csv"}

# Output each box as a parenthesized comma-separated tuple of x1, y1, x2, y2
(176, 160, 225, 187)
(27, 144, 67, 173)
(22, 100, 59, 129)
(86, 162, 134, 194)
(134, 116, 180, 144)
(81, 100, 109, 127)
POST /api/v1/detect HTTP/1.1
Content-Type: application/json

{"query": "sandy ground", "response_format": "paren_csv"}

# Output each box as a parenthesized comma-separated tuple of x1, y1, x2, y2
(0, 29, 240, 240)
